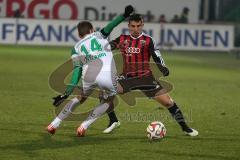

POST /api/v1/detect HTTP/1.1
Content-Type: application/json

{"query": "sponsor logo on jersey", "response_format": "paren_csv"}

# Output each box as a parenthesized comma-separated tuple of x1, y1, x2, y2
(84, 52, 107, 63)
(140, 40, 146, 46)
(125, 47, 141, 56)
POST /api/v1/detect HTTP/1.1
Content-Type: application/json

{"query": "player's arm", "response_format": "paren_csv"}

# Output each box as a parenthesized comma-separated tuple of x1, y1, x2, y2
(109, 36, 120, 50)
(100, 5, 133, 37)
(64, 50, 83, 96)
(149, 39, 169, 77)
(52, 48, 83, 107)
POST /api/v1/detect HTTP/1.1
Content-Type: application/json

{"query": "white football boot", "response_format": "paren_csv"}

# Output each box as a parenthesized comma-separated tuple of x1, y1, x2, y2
(184, 128, 199, 137)
(103, 121, 121, 134)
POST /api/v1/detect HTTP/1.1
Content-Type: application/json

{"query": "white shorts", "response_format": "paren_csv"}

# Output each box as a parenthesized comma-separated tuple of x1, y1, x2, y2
(81, 70, 117, 98)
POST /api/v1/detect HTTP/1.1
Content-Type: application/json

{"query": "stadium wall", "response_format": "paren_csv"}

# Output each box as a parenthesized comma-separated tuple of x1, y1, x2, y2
(0, 18, 234, 51)
(0, 0, 200, 23)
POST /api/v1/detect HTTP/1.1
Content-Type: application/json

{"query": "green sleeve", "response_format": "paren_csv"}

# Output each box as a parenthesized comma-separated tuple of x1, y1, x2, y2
(64, 48, 83, 96)
(100, 15, 125, 37)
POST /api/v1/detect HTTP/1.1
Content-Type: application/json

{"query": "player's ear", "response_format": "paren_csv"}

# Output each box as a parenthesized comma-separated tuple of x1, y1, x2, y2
(89, 29, 94, 33)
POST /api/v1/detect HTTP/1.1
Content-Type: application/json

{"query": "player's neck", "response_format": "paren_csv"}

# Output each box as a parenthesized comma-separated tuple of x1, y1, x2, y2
(80, 30, 94, 39)
(130, 32, 143, 39)
(81, 33, 91, 39)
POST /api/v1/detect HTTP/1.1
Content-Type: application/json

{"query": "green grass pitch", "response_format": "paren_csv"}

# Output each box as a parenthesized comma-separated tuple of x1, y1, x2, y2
(0, 45, 240, 160)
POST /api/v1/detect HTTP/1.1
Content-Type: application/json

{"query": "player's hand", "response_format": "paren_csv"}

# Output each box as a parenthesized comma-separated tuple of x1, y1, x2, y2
(162, 67, 169, 76)
(52, 94, 68, 107)
(159, 66, 169, 77)
(123, 5, 134, 18)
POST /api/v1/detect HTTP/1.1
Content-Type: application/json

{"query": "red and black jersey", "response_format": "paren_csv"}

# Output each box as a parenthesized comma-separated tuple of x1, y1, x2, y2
(110, 33, 168, 78)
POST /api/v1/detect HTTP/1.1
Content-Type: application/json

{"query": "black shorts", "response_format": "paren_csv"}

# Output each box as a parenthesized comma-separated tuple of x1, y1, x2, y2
(117, 75, 166, 98)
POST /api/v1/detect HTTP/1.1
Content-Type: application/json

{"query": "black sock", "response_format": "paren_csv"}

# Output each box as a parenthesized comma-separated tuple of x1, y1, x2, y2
(168, 103, 190, 131)
(108, 111, 118, 126)
(100, 94, 118, 126)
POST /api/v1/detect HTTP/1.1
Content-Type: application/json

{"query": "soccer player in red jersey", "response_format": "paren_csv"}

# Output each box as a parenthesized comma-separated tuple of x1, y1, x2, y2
(103, 14, 198, 136)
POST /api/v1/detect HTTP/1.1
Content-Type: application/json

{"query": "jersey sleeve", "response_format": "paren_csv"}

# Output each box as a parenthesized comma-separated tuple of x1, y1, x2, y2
(64, 48, 83, 96)
(149, 38, 169, 76)
(100, 15, 125, 38)
(109, 36, 121, 50)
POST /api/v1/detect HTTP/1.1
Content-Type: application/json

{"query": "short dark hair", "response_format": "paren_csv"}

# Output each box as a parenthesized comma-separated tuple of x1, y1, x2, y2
(129, 14, 143, 23)
(77, 21, 93, 37)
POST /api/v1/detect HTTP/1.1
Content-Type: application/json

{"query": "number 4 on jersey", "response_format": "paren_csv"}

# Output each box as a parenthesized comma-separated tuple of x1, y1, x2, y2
(91, 38, 102, 52)
(81, 38, 102, 56)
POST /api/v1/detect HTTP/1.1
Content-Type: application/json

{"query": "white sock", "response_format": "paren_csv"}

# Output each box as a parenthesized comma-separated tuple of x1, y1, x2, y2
(50, 117, 62, 128)
(51, 97, 79, 128)
(81, 103, 109, 129)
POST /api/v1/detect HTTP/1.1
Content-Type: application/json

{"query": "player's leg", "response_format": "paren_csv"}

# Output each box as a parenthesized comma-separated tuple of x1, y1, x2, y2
(153, 92, 198, 136)
(101, 84, 122, 133)
(47, 81, 94, 135)
(77, 96, 115, 136)
(47, 95, 87, 134)
(77, 70, 119, 136)
(140, 76, 198, 136)
(102, 99, 120, 133)
(103, 81, 126, 133)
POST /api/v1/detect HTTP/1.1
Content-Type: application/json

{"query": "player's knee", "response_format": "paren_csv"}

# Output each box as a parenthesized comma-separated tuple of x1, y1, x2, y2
(76, 95, 87, 104)
(103, 96, 115, 113)
(104, 96, 115, 103)
(162, 101, 174, 107)
(106, 101, 114, 113)
(98, 95, 104, 103)
(154, 95, 174, 107)
(117, 83, 124, 94)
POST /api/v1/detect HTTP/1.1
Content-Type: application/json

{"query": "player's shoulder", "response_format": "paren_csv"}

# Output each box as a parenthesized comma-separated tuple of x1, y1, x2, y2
(92, 31, 104, 38)
(73, 34, 91, 49)
(142, 33, 157, 46)
(142, 33, 155, 41)
(71, 45, 79, 57)
(73, 40, 82, 52)
(118, 34, 128, 38)
(72, 38, 85, 56)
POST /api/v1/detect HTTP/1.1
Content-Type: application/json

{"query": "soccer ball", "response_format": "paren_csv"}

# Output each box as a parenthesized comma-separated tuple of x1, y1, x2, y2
(146, 121, 166, 140)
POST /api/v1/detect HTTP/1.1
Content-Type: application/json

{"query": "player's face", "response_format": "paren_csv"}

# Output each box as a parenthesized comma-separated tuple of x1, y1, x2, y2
(128, 20, 144, 38)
